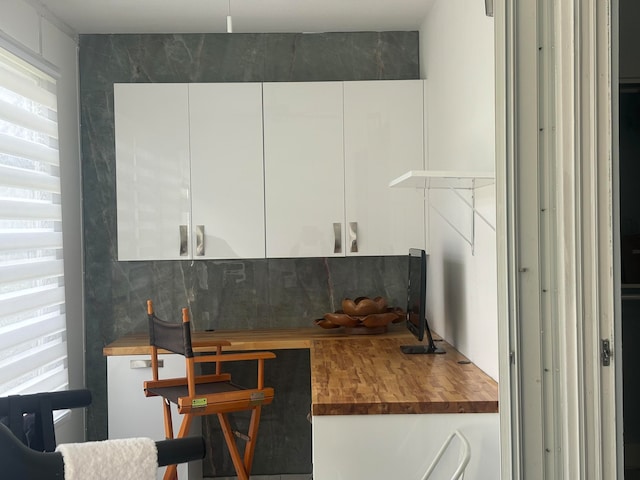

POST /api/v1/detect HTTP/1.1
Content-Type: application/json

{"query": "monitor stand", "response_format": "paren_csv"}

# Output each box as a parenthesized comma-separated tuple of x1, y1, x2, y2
(400, 344, 446, 354)
(400, 323, 447, 355)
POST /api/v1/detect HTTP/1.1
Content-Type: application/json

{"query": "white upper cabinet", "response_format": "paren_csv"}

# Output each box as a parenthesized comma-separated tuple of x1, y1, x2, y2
(115, 83, 191, 261)
(115, 80, 425, 261)
(263, 82, 345, 258)
(189, 83, 265, 259)
(114, 83, 265, 261)
(343, 80, 425, 255)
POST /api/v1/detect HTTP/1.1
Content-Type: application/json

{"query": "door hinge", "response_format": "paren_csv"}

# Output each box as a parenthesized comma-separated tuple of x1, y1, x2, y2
(601, 339, 612, 367)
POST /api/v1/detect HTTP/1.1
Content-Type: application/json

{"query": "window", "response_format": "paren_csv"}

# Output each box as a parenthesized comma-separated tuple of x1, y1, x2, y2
(0, 45, 68, 397)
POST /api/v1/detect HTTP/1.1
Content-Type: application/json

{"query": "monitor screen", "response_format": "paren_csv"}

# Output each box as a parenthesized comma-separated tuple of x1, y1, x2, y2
(406, 248, 426, 341)
(401, 248, 445, 355)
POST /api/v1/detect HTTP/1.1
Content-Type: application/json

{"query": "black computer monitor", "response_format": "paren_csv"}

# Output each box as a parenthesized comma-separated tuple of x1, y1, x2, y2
(400, 248, 445, 355)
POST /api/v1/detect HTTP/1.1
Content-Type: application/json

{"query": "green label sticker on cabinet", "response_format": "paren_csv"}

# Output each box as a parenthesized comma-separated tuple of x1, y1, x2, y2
(192, 398, 207, 408)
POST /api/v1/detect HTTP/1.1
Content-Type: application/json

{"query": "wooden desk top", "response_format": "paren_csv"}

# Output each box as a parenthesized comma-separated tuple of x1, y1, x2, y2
(103, 326, 498, 416)
(311, 336, 498, 415)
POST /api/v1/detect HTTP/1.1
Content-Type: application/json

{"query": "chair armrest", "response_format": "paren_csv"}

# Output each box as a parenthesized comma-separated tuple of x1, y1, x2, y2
(193, 351, 276, 364)
(144, 377, 189, 391)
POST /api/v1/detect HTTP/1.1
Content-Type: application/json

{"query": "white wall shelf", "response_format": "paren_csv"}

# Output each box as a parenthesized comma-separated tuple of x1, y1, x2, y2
(389, 170, 496, 254)
(388, 170, 495, 190)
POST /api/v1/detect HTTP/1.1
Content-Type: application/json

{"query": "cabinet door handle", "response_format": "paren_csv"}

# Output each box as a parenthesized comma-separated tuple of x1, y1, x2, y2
(130, 359, 163, 369)
(333, 223, 342, 254)
(179, 225, 188, 256)
(349, 222, 358, 253)
(196, 225, 205, 256)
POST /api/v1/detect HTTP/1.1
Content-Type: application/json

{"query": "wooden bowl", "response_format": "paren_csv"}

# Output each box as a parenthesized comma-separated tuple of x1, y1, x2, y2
(314, 302, 405, 334)
(387, 307, 406, 323)
(323, 312, 360, 328)
(360, 312, 402, 328)
(314, 318, 341, 329)
(341, 296, 388, 316)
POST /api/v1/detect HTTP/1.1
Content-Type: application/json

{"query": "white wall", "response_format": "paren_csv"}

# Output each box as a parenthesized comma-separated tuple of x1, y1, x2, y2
(419, 0, 498, 379)
(0, 0, 84, 443)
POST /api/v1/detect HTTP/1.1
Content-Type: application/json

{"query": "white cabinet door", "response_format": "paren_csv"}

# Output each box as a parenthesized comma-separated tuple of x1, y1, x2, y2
(343, 80, 425, 255)
(107, 355, 202, 480)
(115, 83, 191, 261)
(263, 82, 345, 258)
(189, 83, 265, 259)
(312, 413, 500, 480)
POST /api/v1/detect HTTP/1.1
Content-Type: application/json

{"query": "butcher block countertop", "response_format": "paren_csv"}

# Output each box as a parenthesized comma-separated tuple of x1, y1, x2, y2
(103, 326, 498, 416)
(310, 336, 498, 415)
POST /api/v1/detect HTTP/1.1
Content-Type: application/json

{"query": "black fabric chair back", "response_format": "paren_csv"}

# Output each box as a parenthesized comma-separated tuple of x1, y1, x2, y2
(148, 312, 194, 358)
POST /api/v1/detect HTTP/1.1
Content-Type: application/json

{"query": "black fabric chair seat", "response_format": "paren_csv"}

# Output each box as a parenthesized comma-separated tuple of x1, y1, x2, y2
(146, 382, 245, 405)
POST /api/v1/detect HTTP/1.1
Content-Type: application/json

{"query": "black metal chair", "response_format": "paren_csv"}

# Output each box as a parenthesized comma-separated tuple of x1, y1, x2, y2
(0, 421, 205, 479)
(0, 389, 92, 452)
(0, 388, 206, 479)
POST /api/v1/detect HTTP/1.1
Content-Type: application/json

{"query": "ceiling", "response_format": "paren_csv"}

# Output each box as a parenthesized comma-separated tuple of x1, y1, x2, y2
(34, 0, 436, 35)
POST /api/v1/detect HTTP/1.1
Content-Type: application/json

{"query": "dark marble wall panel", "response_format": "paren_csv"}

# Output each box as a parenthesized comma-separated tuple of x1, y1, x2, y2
(263, 33, 419, 81)
(79, 32, 419, 476)
(202, 349, 312, 476)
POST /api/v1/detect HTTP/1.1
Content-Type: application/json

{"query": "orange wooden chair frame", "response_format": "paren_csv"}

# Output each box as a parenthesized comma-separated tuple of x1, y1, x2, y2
(144, 300, 275, 480)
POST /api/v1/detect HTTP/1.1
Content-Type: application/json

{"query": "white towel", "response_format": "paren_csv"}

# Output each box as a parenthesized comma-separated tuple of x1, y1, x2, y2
(55, 437, 157, 480)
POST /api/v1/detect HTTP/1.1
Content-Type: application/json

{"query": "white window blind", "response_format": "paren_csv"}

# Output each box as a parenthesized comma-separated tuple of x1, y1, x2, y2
(0, 46, 68, 397)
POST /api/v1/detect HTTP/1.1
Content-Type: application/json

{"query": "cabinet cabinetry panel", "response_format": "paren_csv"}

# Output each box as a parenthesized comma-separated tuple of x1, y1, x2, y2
(115, 83, 191, 261)
(343, 80, 426, 255)
(263, 82, 345, 258)
(189, 83, 265, 259)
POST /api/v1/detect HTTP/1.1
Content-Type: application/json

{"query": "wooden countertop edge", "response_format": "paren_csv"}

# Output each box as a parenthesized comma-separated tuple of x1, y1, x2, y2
(102, 338, 313, 356)
(312, 400, 499, 416)
(102, 326, 410, 356)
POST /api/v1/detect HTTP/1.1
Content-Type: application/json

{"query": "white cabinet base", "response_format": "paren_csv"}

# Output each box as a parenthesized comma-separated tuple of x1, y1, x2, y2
(107, 355, 202, 480)
(312, 413, 499, 480)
